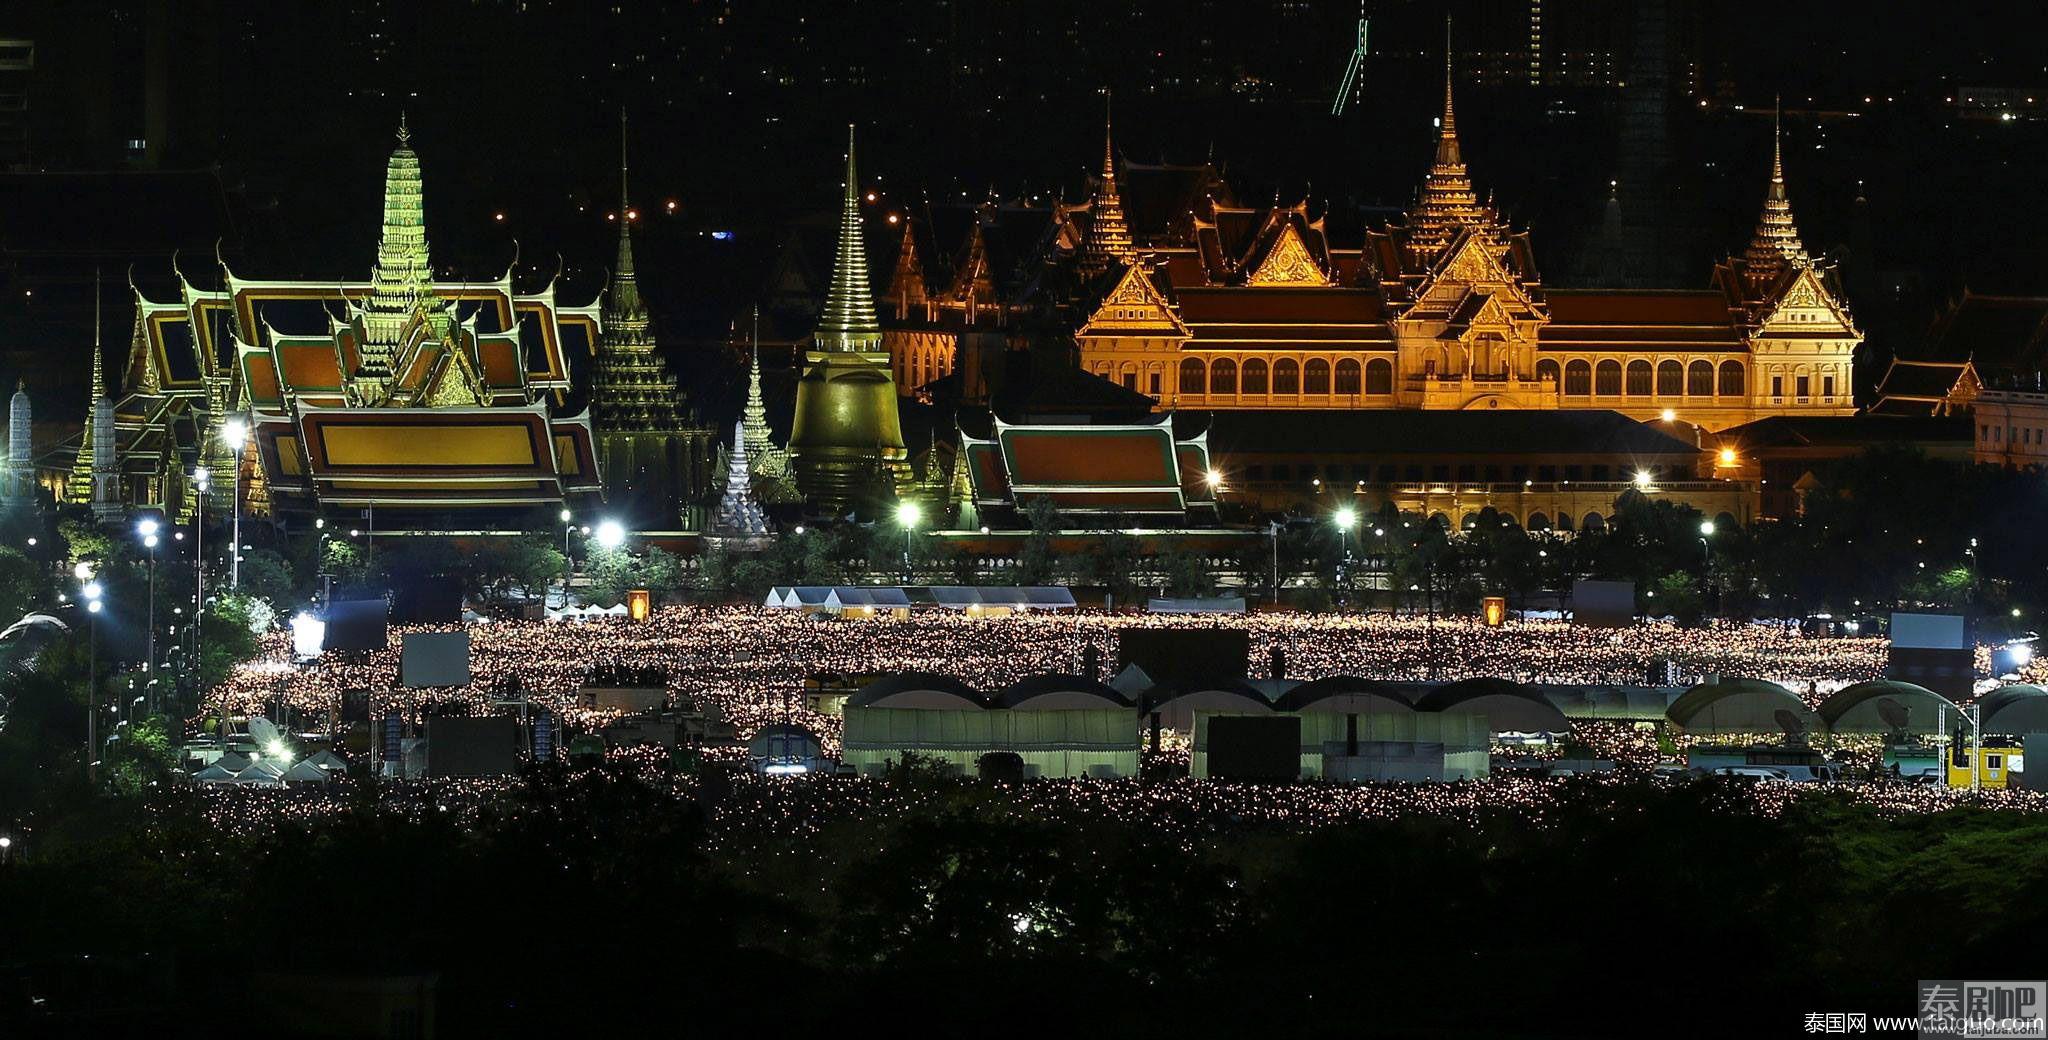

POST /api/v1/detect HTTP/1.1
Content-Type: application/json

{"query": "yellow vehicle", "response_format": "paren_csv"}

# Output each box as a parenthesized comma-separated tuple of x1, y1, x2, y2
(1946, 741, 2022, 790)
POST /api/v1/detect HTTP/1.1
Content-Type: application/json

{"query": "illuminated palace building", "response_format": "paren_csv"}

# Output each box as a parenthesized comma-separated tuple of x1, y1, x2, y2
(886, 74, 1858, 438)
(73, 120, 710, 527)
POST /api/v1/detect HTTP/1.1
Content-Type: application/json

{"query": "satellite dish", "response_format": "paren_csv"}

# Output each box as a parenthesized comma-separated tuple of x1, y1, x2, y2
(1876, 698, 1911, 733)
(1773, 708, 1807, 736)
(247, 716, 282, 747)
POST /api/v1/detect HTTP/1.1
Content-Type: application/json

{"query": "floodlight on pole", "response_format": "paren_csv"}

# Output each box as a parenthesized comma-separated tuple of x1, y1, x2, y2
(895, 502, 921, 583)
(1699, 520, 1716, 537)
(594, 520, 626, 550)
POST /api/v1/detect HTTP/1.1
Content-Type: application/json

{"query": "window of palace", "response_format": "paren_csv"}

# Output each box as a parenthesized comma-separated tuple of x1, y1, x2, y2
(1304, 358, 1331, 394)
(1241, 358, 1268, 394)
(1123, 372, 1137, 390)
(1149, 373, 1161, 395)
(1796, 375, 1810, 399)
(1590, 464, 1610, 480)
(1595, 360, 1622, 395)
(1274, 358, 1299, 394)
(1431, 464, 1451, 481)
(1824, 374, 1835, 398)
(1626, 361, 1652, 396)
(1366, 358, 1393, 394)
(1537, 358, 1561, 387)
(1179, 357, 1204, 393)
(1405, 464, 1423, 481)
(1211, 357, 1237, 395)
(1564, 360, 1591, 395)
(1772, 375, 1784, 398)
(1720, 361, 1745, 397)
(1658, 360, 1682, 396)
(1539, 465, 1556, 481)
(1688, 360, 1713, 395)
(1335, 358, 1361, 395)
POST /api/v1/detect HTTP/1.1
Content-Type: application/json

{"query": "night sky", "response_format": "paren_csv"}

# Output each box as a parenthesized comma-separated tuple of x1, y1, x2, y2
(5, 0, 2048, 409)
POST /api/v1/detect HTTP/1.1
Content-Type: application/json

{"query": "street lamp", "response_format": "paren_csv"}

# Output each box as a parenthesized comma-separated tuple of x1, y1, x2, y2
(138, 518, 159, 709)
(558, 511, 576, 608)
(222, 418, 247, 589)
(83, 580, 103, 783)
(193, 467, 209, 691)
(1333, 508, 1358, 609)
(1698, 519, 1717, 620)
(594, 519, 626, 551)
(896, 501, 921, 583)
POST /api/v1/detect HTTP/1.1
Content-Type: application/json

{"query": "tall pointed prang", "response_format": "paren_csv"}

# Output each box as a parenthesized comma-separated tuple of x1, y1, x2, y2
(361, 117, 444, 377)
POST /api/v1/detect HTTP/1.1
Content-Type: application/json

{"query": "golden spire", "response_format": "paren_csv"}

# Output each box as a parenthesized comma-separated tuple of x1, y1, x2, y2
(68, 271, 103, 503)
(610, 106, 643, 320)
(1407, 17, 1487, 249)
(1079, 90, 1137, 278)
(814, 124, 882, 353)
(1743, 97, 1810, 284)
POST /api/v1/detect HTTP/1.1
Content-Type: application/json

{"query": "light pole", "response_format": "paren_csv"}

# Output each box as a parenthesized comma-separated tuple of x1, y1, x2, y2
(1266, 521, 1281, 605)
(1333, 507, 1357, 609)
(1372, 526, 1387, 612)
(192, 467, 208, 706)
(82, 578, 103, 783)
(222, 418, 246, 590)
(896, 501, 921, 584)
(138, 518, 159, 714)
(1698, 519, 1716, 620)
(559, 508, 574, 607)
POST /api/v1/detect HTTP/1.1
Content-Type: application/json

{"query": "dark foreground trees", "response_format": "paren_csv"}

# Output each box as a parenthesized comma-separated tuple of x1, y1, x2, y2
(2, 770, 2042, 1037)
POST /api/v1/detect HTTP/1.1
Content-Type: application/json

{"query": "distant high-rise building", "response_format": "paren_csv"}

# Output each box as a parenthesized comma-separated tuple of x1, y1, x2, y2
(0, 38, 30, 168)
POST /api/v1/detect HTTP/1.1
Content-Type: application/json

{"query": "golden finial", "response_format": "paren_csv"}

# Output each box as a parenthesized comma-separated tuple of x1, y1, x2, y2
(397, 111, 411, 148)
(1442, 15, 1455, 134)
(1772, 95, 1784, 182)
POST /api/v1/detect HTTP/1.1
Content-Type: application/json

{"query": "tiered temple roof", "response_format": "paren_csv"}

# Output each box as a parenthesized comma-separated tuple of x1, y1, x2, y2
(592, 110, 691, 434)
(120, 123, 603, 513)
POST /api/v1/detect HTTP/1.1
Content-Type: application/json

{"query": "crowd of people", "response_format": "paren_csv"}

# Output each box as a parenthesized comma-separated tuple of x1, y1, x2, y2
(209, 606, 1902, 755)
(186, 764, 2048, 850)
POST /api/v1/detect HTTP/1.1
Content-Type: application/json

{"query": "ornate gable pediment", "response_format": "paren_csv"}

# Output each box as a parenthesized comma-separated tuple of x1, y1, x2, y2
(1245, 224, 1330, 287)
(1413, 230, 1540, 321)
(1080, 264, 1189, 337)
(1758, 266, 1858, 335)
(1953, 362, 1983, 403)
(1469, 293, 1511, 330)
